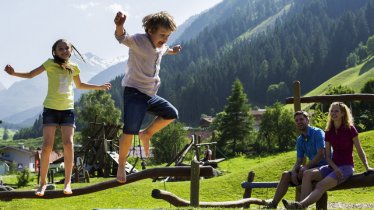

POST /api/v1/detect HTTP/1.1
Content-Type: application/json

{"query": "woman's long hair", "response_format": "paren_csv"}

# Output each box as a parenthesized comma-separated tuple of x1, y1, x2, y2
(52, 39, 85, 74)
(325, 102, 354, 131)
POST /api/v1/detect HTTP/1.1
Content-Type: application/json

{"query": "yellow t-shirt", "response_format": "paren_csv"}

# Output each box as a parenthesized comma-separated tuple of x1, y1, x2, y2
(42, 59, 80, 110)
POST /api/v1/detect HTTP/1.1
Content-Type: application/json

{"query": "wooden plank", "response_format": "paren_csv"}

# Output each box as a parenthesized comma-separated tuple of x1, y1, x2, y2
(0, 166, 214, 200)
(152, 189, 265, 208)
(285, 94, 374, 104)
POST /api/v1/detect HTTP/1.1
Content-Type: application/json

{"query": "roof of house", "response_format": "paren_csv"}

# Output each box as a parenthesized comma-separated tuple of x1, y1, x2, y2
(0, 146, 34, 155)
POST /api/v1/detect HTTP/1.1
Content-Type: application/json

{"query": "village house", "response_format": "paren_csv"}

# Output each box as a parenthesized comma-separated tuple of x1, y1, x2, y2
(0, 145, 35, 173)
(0, 145, 64, 174)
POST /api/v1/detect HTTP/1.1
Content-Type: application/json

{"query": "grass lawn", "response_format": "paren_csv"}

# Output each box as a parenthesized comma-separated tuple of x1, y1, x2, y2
(0, 131, 373, 209)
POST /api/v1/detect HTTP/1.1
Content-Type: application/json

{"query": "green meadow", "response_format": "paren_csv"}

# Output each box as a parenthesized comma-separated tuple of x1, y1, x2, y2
(1, 130, 373, 210)
(306, 56, 374, 96)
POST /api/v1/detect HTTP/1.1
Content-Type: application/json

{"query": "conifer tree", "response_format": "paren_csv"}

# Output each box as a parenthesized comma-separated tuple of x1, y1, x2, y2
(216, 79, 254, 156)
(3, 128, 9, 140)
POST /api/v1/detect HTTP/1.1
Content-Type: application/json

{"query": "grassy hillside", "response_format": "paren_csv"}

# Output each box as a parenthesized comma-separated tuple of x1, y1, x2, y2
(0, 127, 16, 141)
(306, 56, 374, 96)
(0, 131, 373, 209)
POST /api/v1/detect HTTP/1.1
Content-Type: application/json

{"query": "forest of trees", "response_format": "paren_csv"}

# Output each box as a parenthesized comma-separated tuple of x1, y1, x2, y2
(157, 0, 374, 124)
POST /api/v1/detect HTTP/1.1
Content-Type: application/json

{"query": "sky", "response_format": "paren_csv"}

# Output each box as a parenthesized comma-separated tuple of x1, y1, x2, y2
(0, 0, 222, 88)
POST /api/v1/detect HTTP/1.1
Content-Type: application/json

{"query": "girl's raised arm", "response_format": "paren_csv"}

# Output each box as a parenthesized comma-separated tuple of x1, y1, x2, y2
(4, 64, 45, 79)
(73, 75, 111, 90)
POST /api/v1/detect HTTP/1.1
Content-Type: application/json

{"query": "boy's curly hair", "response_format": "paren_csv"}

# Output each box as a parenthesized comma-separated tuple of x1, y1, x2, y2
(142, 11, 177, 33)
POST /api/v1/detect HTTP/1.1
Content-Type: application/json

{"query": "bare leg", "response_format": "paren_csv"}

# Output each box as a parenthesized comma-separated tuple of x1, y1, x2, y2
(300, 168, 323, 200)
(61, 126, 74, 194)
(139, 117, 175, 157)
(36, 126, 56, 196)
(116, 133, 133, 183)
(300, 176, 338, 208)
(271, 171, 292, 206)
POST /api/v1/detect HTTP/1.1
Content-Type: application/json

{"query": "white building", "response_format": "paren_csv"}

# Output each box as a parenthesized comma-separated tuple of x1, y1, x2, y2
(0, 146, 36, 172)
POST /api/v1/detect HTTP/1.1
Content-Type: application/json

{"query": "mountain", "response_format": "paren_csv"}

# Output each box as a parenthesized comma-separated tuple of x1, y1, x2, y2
(74, 61, 126, 101)
(2, 105, 43, 126)
(154, 0, 374, 125)
(0, 74, 47, 120)
(0, 53, 125, 124)
(0, 81, 5, 92)
(71, 53, 126, 82)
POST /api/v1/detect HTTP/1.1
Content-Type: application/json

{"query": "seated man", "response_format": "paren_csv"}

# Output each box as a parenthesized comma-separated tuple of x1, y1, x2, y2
(202, 145, 212, 162)
(264, 111, 327, 209)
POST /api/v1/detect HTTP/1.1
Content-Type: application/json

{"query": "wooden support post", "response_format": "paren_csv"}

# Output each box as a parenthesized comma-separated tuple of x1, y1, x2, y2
(316, 192, 328, 210)
(190, 135, 200, 207)
(84, 170, 90, 183)
(50, 169, 54, 184)
(243, 171, 255, 209)
(74, 157, 79, 183)
(293, 81, 301, 111)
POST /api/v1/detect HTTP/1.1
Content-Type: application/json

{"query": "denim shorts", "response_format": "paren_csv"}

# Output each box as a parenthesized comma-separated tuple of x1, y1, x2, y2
(42, 107, 76, 128)
(319, 165, 354, 184)
(122, 87, 178, 134)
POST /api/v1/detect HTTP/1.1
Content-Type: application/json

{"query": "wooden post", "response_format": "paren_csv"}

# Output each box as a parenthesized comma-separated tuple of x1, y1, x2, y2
(243, 171, 255, 209)
(316, 192, 328, 210)
(84, 170, 90, 183)
(212, 142, 217, 160)
(50, 169, 54, 184)
(74, 157, 79, 183)
(190, 135, 200, 207)
(293, 81, 301, 111)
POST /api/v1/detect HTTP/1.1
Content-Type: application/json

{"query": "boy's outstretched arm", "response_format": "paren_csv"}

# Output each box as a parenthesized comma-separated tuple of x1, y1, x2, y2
(167, 45, 182, 55)
(114, 11, 126, 36)
(4, 64, 45, 79)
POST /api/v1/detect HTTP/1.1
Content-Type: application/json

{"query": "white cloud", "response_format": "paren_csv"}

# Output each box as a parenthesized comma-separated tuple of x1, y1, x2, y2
(107, 3, 126, 14)
(73, 2, 100, 11)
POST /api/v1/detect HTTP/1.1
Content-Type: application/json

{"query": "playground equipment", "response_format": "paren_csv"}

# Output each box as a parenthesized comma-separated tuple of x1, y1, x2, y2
(153, 134, 225, 182)
(151, 135, 266, 208)
(0, 166, 214, 200)
(77, 122, 140, 179)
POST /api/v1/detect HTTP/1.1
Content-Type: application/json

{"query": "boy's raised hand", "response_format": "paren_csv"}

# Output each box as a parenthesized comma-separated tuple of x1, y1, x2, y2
(4, 64, 15, 75)
(114, 12, 126, 26)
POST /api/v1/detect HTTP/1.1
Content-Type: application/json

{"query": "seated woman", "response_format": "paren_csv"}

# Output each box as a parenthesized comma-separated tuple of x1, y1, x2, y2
(283, 102, 374, 209)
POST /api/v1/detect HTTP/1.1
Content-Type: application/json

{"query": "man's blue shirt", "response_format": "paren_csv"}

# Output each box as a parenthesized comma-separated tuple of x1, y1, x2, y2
(296, 126, 327, 167)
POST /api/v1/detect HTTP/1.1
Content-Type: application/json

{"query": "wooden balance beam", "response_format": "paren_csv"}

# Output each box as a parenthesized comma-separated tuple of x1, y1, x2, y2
(241, 171, 374, 191)
(152, 189, 265, 208)
(0, 166, 214, 201)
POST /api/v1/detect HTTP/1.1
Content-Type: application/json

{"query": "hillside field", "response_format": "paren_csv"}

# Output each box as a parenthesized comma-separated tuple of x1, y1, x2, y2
(0, 131, 373, 209)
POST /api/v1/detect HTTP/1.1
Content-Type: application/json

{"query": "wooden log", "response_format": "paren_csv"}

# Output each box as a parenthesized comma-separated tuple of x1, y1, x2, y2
(0, 166, 214, 201)
(152, 189, 265, 208)
(285, 94, 374, 104)
(293, 81, 301, 111)
(241, 172, 374, 190)
(330, 171, 374, 191)
(190, 135, 200, 207)
(243, 171, 255, 209)
(190, 159, 200, 207)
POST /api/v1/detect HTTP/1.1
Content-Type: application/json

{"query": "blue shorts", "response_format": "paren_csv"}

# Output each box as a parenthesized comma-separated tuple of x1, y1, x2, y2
(319, 165, 354, 184)
(122, 87, 178, 134)
(42, 108, 76, 128)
